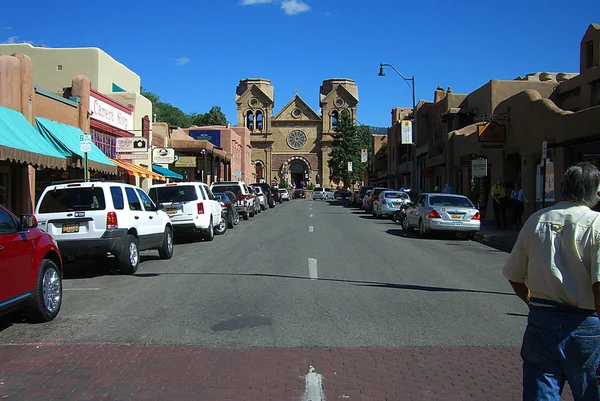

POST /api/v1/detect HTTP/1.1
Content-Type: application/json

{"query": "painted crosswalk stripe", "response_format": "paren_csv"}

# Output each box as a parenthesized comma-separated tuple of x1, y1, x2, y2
(309, 226, 314, 233)
(308, 258, 318, 280)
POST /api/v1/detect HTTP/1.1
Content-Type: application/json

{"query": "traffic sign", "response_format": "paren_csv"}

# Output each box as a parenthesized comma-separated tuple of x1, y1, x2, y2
(361, 148, 368, 163)
(80, 134, 92, 153)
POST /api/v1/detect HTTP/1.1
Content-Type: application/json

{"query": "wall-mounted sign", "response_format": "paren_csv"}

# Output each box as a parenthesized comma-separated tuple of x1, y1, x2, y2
(89, 95, 133, 131)
(115, 153, 148, 160)
(471, 159, 488, 177)
(401, 120, 413, 144)
(361, 148, 368, 163)
(116, 137, 148, 152)
(175, 156, 197, 168)
(189, 130, 221, 147)
(477, 122, 506, 143)
(152, 148, 175, 164)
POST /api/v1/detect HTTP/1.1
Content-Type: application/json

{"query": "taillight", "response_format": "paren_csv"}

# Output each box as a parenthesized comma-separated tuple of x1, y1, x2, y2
(107, 212, 118, 229)
(428, 210, 441, 219)
(472, 212, 481, 220)
(197, 203, 205, 214)
(221, 203, 228, 210)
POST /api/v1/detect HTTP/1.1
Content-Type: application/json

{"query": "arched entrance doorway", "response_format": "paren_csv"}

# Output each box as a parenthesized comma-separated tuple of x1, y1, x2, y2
(279, 156, 312, 188)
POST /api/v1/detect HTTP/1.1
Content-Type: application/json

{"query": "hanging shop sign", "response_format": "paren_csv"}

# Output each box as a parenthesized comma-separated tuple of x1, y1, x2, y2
(152, 148, 175, 164)
(175, 156, 197, 168)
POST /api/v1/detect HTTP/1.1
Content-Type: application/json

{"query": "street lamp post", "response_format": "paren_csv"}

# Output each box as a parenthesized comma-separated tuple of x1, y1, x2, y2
(378, 63, 419, 195)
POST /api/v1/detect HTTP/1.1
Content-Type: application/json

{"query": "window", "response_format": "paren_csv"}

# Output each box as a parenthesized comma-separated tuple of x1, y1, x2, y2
(434, 128, 443, 143)
(148, 186, 198, 203)
(125, 187, 142, 211)
(416, 196, 425, 207)
(256, 111, 263, 131)
(587, 41, 594, 69)
(38, 188, 106, 213)
(429, 195, 474, 207)
(91, 128, 117, 158)
(205, 186, 216, 201)
(246, 111, 254, 131)
(196, 185, 206, 200)
(0, 208, 17, 234)
(110, 187, 125, 210)
(256, 163, 264, 180)
(57, 65, 63, 71)
(136, 189, 156, 211)
(331, 111, 339, 131)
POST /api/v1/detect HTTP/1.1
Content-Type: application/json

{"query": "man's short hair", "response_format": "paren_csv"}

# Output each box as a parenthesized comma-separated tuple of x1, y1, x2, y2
(561, 162, 600, 208)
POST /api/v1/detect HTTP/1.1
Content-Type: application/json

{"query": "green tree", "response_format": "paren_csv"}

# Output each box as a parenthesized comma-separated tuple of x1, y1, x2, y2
(328, 112, 371, 185)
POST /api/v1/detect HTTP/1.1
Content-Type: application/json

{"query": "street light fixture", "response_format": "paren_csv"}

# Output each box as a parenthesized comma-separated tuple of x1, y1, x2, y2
(378, 63, 419, 195)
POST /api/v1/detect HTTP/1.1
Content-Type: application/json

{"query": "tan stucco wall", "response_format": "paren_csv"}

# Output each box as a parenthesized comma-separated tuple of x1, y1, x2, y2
(33, 93, 80, 127)
(0, 44, 140, 94)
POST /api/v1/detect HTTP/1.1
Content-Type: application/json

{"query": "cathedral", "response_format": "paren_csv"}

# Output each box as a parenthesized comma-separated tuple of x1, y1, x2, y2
(235, 78, 358, 187)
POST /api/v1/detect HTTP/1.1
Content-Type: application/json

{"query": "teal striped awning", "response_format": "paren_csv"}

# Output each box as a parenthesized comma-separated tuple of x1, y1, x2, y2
(35, 117, 116, 175)
(0, 106, 66, 169)
(152, 165, 183, 180)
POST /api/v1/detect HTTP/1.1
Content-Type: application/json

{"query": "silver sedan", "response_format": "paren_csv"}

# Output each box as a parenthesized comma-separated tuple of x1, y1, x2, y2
(373, 191, 411, 218)
(404, 193, 480, 239)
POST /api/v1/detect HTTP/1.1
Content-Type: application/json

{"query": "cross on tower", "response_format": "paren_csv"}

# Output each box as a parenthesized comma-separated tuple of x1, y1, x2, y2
(295, 89, 299, 96)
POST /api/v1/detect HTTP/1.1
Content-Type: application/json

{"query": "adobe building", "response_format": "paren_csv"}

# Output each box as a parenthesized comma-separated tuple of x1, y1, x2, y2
(235, 78, 358, 187)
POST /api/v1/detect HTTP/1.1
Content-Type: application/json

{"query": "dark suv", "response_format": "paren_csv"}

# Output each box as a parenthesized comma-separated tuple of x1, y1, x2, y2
(252, 183, 275, 208)
(270, 186, 283, 204)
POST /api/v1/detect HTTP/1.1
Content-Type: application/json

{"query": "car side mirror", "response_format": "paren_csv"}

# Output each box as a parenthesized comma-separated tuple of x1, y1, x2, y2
(21, 215, 38, 229)
(156, 203, 164, 210)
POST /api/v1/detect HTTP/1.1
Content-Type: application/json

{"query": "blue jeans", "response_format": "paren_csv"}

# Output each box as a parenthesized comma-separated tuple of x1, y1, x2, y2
(521, 298, 600, 400)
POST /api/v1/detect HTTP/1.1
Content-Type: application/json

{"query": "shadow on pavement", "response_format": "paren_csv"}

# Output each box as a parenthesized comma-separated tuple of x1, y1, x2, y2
(134, 271, 514, 297)
(62, 254, 162, 280)
(506, 312, 528, 317)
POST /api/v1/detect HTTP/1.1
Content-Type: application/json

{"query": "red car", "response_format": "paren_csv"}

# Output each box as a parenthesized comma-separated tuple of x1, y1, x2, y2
(0, 205, 63, 322)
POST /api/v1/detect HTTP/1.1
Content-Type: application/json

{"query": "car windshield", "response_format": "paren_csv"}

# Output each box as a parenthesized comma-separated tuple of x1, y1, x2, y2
(429, 195, 474, 207)
(148, 186, 198, 203)
(38, 187, 106, 213)
(211, 185, 242, 195)
(384, 192, 409, 199)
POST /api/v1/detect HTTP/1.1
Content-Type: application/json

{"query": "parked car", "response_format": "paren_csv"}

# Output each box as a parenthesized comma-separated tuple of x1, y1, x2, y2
(334, 189, 352, 199)
(250, 185, 268, 211)
(361, 189, 373, 209)
(373, 190, 411, 218)
(149, 182, 224, 237)
(312, 187, 332, 200)
(354, 186, 373, 207)
(293, 189, 306, 199)
(35, 179, 173, 275)
(0, 205, 63, 322)
(325, 188, 335, 200)
(404, 193, 481, 239)
(252, 183, 276, 208)
(366, 187, 392, 214)
(247, 186, 261, 214)
(271, 186, 283, 204)
(279, 188, 290, 201)
(213, 191, 240, 229)
(211, 181, 256, 220)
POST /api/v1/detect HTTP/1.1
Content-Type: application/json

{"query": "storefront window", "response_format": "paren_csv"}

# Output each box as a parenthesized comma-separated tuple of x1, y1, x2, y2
(91, 128, 117, 159)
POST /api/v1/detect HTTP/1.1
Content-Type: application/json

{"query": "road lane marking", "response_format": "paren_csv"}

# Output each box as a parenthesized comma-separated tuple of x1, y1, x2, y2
(302, 365, 325, 401)
(310, 214, 313, 218)
(308, 258, 318, 280)
(63, 288, 101, 291)
(309, 226, 314, 233)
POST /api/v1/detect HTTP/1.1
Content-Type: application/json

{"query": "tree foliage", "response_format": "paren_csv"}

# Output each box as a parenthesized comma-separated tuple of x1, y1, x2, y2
(141, 88, 228, 128)
(327, 112, 372, 185)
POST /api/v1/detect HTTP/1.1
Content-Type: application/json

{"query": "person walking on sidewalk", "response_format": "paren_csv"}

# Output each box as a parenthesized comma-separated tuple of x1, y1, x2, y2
(510, 183, 529, 228)
(491, 177, 508, 229)
(503, 162, 600, 401)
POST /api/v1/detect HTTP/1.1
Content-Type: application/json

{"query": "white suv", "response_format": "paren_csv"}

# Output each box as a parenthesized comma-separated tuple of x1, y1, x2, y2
(210, 181, 256, 220)
(148, 182, 223, 240)
(35, 180, 174, 274)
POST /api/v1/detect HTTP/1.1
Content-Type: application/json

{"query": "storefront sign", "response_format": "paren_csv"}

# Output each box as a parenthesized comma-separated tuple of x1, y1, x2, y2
(189, 130, 221, 147)
(471, 159, 487, 177)
(116, 137, 148, 152)
(401, 120, 413, 144)
(115, 153, 148, 160)
(152, 148, 175, 164)
(89, 95, 133, 131)
(175, 156, 197, 168)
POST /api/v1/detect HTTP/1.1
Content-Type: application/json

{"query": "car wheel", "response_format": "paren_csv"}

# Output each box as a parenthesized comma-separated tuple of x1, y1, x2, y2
(419, 219, 428, 238)
(401, 215, 411, 231)
(243, 211, 249, 220)
(234, 212, 240, 225)
(203, 218, 215, 241)
(119, 234, 140, 274)
(26, 259, 62, 322)
(158, 227, 174, 259)
(215, 214, 227, 235)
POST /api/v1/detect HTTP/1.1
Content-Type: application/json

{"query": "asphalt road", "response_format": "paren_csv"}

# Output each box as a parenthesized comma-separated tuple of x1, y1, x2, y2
(0, 198, 527, 347)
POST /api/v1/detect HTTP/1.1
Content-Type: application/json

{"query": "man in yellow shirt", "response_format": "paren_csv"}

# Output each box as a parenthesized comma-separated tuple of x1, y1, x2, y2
(490, 177, 507, 229)
(503, 162, 600, 400)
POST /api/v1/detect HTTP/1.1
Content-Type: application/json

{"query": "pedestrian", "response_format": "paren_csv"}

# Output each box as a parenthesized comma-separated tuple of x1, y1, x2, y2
(490, 177, 508, 229)
(510, 183, 529, 228)
(443, 183, 454, 194)
(503, 162, 600, 400)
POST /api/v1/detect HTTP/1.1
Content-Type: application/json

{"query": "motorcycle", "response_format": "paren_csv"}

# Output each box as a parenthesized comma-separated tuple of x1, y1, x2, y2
(392, 202, 412, 231)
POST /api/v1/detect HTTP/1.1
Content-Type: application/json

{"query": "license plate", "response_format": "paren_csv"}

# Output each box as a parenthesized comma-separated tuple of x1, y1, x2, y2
(453, 222, 463, 226)
(393, 203, 401, 207)
(62, 222, 79, 233)
(451, 214, 462, 219)
(166, 208, 177, 215)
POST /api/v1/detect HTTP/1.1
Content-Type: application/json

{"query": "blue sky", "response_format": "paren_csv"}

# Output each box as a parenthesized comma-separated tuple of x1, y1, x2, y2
(3, 0, 598, 127)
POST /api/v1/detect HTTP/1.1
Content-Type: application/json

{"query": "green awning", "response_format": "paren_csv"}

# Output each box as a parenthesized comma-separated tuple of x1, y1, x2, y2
(35, 117, 117, 175)
(152, 165, 183, 180)
(0, 106, 66, 169)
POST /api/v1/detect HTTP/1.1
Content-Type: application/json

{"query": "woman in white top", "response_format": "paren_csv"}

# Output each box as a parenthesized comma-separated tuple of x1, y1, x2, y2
(510, 183, 529, 227)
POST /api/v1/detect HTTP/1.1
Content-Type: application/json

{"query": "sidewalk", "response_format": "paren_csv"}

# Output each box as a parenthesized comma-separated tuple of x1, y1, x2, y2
(474, 220, 520, 252)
